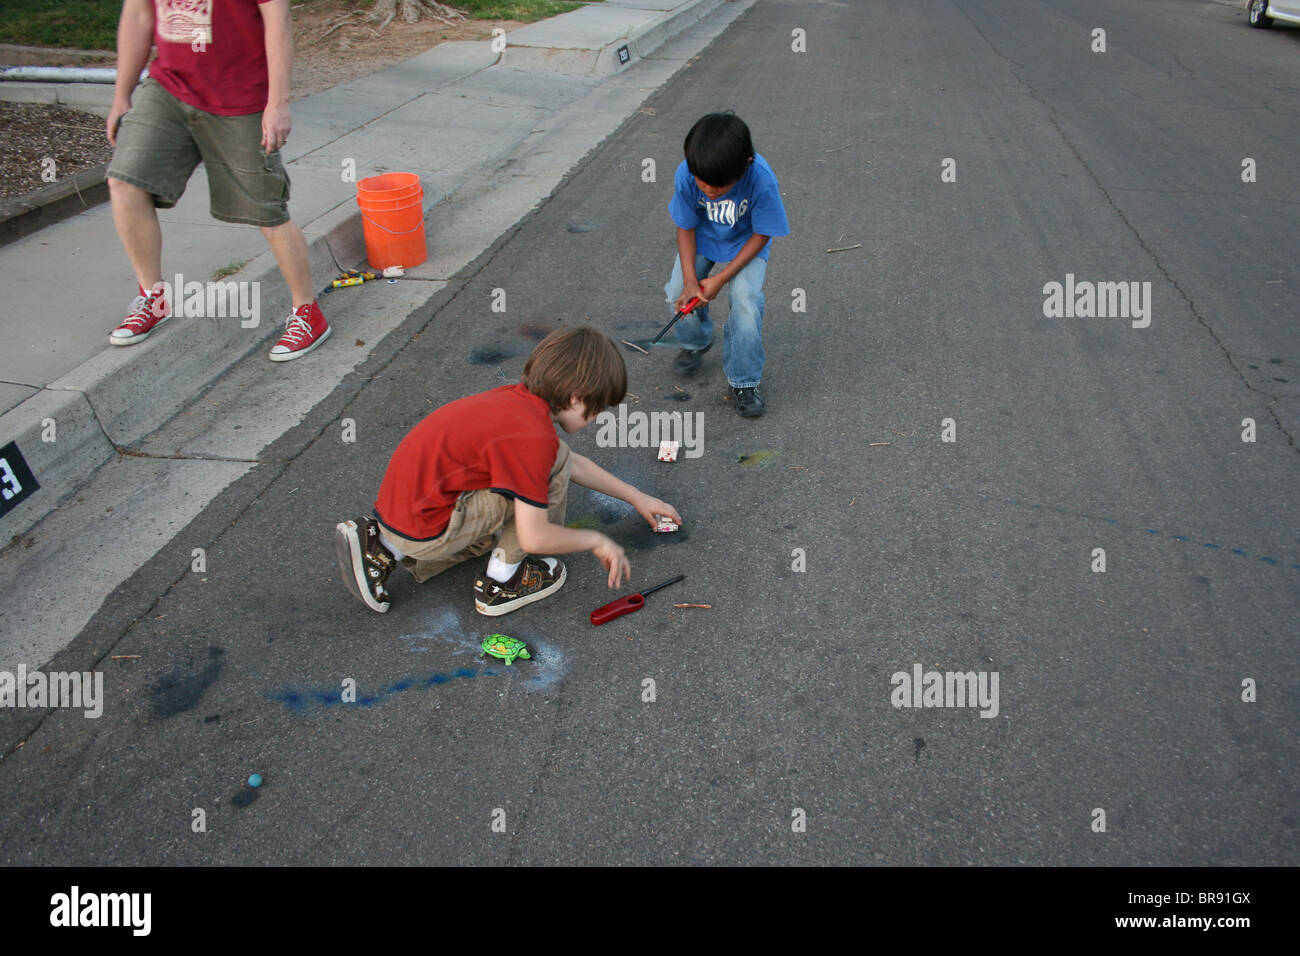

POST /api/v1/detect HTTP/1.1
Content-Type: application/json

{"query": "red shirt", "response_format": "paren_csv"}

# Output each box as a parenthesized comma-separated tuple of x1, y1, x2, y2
(149, 0, 273, 116)
(374, 385, 559, 541)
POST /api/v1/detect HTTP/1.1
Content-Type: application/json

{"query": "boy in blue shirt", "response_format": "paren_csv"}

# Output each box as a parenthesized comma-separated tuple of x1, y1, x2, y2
(665, 112, 790, 417)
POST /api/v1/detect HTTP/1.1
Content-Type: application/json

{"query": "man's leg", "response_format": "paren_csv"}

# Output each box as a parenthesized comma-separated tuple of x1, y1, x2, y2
(263, 209, 329, 359)
(190, 108, 328, 359)
(260, 220, 314, 308)
(103, 79, 201, 345)
(107, 177, 164, 293)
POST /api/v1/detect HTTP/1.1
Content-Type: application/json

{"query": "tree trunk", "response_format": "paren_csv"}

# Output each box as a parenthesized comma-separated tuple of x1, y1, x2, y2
(368, 0, 467, 26)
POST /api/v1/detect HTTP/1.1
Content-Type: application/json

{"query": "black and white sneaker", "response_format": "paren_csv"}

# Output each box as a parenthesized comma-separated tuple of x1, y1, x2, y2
(335, 517, 396, 612)
(474, 557, 566, 616)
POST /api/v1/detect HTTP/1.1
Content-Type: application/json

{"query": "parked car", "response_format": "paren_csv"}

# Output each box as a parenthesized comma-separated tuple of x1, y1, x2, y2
(1247, 0, 1300, 28)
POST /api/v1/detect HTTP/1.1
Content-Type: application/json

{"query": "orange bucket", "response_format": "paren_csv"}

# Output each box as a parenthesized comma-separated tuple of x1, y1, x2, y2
(356, 173, 427, 271)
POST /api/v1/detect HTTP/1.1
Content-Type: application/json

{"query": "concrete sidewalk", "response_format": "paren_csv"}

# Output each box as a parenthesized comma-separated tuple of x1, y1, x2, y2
(0, 0, 737, 543)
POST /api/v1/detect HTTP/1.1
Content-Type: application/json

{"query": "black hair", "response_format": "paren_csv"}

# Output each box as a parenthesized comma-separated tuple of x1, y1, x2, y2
(683, 112, 754, 188)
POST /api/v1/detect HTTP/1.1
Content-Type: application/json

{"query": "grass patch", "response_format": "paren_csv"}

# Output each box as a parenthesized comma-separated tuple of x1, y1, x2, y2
(453, 0, 592, 22)
(1, 0, 596, 51)
(212, 260, 251, 281)
(737, 449, 780, 467)
(0, 0, 121, 50)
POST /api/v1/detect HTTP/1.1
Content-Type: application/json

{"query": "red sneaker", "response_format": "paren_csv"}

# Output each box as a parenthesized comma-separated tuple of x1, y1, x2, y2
(269, 301, 330, 362)
(109, 285, 170, 346)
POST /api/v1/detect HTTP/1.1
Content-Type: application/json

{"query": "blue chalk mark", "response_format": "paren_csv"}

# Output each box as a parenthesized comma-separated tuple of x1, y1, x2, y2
(521, 639, 567, 691)
(1080, 513, 1118, 524)
(976, 491, 1297, 572)
(398, 606, 466, 654)
(270, 606, 569, 713)
(397, 608, 568, 691)
(270, 666, 493, 712)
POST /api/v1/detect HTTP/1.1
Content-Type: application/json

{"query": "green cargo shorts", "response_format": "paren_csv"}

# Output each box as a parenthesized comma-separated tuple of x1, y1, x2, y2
(107, 78, 291, 227)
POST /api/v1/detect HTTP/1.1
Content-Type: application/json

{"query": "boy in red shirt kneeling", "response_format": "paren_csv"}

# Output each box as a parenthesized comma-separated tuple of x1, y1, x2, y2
(336, 327, 682, 615)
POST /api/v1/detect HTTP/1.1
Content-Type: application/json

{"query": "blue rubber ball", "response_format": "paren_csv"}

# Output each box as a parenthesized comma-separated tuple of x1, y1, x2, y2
(248, 773, 263, 788)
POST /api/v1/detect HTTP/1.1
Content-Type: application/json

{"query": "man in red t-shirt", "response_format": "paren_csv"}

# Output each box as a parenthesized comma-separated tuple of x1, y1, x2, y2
(335, 328, 683, 616)
(103, 0, 330, 361)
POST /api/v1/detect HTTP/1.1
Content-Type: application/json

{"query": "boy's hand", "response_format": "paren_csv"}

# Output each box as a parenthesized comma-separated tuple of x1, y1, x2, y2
(696, 275, 725, 302)
(634, 495, 682, 529)
(676, 279, 703, 312)
(592, 535, 631, 589)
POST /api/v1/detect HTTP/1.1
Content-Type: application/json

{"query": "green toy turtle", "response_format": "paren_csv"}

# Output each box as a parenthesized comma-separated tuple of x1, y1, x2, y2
(481, 634, 531, 666)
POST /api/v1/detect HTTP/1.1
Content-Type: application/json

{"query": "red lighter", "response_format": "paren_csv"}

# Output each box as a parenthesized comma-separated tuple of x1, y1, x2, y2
(590, 575, 686, 626)
(649, 298, 703, 346)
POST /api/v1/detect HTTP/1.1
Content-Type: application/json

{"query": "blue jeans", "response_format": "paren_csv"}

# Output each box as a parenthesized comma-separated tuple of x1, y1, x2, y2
(663, 253, 767, 388)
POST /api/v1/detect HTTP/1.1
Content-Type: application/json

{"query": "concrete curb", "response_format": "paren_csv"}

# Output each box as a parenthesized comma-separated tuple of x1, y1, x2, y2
(0, 389, 114, 544)
(0, 80, 115, 113)
(0, 218, 352, 539)
(0, 163, 109, 249)
(503, 0, 726, 76)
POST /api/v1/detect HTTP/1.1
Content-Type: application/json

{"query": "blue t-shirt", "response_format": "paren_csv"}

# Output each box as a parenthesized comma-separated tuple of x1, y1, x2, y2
(668, 154, 790, 262)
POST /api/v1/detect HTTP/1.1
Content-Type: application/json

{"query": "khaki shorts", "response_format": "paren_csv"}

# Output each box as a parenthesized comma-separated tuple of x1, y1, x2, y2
(107, 78, 291, 227)
(380, 440, 572, 583)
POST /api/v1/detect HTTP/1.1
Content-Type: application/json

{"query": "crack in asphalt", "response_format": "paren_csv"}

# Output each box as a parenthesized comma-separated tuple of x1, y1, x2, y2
(504, 691, 570, 866)
(1169, 51, 1196, 80)
(113, 446, 268, 465)
(1107, 186, 1300, 207)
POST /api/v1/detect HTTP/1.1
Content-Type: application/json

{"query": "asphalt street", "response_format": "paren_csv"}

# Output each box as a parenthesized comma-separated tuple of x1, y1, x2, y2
(0, 0, 1296, 865)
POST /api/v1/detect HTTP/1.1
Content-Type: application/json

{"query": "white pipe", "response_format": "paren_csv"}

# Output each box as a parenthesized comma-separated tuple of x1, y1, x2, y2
(0, 66, 147, 84)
